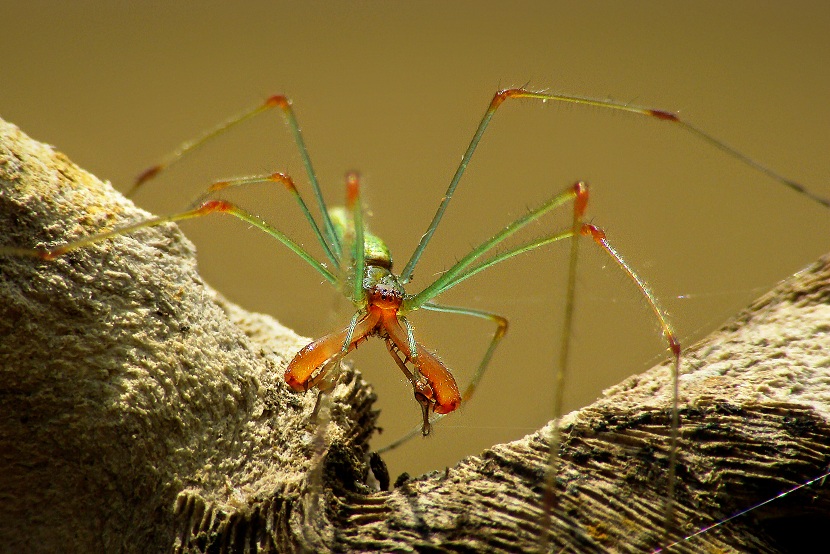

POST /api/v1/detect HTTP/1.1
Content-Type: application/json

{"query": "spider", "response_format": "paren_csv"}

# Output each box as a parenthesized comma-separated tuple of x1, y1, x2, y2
(2, 89, 823, 549)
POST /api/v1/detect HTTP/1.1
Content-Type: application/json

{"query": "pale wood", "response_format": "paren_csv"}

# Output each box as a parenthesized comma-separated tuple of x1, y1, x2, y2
(1, 117, 828, 553)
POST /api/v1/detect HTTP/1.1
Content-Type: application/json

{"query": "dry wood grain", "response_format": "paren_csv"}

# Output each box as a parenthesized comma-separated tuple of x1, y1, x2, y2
(1, 118, 829, 553)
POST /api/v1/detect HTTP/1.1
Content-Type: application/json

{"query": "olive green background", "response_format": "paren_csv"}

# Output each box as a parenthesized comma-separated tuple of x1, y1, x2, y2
(2, 2, 828, 483)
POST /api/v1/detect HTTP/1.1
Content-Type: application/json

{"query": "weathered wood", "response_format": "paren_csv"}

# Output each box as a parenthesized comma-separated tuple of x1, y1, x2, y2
(1, 117, 828, 553)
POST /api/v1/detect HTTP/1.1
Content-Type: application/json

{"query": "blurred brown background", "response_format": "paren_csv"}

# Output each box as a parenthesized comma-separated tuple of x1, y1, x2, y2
(2, 2, 828, 482)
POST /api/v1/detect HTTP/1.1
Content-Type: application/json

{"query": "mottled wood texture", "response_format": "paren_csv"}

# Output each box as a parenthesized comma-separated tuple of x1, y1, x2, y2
(1, 118, 828, 553)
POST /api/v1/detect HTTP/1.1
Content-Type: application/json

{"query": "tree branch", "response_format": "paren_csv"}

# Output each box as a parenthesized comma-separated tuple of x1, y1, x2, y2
(1, 117, 828, 553)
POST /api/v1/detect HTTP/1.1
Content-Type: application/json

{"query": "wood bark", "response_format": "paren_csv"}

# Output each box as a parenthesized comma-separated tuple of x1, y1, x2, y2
(1, 117, 829, 553)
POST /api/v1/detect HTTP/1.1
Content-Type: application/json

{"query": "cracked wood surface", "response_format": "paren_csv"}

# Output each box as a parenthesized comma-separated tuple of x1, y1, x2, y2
(1, 117, 829, 553)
